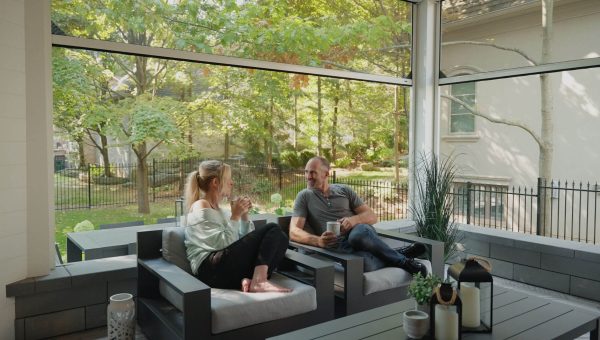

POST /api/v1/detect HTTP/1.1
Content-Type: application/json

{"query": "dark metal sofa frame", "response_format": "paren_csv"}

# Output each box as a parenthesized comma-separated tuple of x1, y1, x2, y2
(278, 216, 445, 316)
(136, 229, 335, 340)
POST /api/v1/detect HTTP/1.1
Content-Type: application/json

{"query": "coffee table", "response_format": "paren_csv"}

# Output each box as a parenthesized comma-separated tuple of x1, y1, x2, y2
(269, 286, 600, 339)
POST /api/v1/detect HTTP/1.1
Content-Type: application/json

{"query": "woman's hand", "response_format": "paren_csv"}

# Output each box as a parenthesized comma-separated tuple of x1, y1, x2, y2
(230, 196, 252, 220)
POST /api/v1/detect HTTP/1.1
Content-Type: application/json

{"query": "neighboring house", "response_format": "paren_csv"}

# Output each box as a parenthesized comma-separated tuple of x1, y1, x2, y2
(439, 0, 600, 237)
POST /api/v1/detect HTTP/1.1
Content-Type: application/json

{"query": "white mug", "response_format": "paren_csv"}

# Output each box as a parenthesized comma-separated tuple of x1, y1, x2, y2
(326, 221, 341, 235)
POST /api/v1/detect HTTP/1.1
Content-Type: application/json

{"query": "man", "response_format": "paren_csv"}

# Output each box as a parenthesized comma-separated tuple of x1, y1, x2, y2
(289, 156, 427, 276)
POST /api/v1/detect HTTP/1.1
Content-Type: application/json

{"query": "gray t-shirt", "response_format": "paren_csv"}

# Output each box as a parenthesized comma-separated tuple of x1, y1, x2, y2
(293, 184, 364, 235)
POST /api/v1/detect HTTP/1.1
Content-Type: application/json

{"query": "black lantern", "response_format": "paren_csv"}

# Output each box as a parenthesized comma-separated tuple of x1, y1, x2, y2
(430, 282, 462, 340)
(448, 258, 493, 333)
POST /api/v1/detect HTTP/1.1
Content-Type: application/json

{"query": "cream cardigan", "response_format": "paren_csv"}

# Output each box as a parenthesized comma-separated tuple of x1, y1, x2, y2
(183, 207, 254, 275)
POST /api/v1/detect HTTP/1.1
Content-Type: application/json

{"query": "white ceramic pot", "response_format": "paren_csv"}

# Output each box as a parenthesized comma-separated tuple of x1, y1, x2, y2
(403, 310, 429, 339)
(107, 293, 135, 340)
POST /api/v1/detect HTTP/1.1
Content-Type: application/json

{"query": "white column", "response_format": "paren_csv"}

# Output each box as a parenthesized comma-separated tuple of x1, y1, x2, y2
(409, 0, 441, 208)
(25, 0, 54, 275)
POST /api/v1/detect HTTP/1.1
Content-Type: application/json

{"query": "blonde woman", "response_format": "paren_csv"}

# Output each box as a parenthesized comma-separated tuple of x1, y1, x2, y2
(183, 160, 291, 293)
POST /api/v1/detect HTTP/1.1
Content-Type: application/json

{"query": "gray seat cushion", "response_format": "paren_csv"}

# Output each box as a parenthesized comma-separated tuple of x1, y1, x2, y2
(363, 259, 432, 295)
(159, 227, 317, 334)
(326, 258, 432, 295)
(159, 273, 316, 334)
(162, 227, 193, 274)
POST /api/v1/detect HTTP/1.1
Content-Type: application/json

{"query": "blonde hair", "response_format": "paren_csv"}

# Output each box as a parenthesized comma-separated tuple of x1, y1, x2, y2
(184, 160, 230, 212)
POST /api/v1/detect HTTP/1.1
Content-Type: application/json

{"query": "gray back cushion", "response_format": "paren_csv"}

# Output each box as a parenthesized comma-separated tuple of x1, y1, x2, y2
(162, 227, 193, 274)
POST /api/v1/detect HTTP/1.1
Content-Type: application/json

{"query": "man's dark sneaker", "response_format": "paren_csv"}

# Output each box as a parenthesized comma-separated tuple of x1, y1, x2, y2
(402, 258, 428, 277)
(398, 242, 427, 259)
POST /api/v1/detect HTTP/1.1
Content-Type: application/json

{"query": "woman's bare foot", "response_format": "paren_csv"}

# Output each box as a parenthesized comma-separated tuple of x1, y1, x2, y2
(249, 280, 292, 293)
(241, 278, 252, 292)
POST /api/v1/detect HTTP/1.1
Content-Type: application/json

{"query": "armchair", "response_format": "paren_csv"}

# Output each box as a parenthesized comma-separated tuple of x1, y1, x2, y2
(136, 228, 334, 340)
(279, 216, 444, 316)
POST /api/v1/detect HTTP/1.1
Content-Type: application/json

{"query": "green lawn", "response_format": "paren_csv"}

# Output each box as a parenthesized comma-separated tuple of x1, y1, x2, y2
(334, 167, 407, 183)
(55, 201, 175, 258)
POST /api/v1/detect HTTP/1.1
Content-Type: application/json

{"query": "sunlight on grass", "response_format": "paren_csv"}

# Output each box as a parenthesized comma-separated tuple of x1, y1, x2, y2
(55, 201, 175, 258)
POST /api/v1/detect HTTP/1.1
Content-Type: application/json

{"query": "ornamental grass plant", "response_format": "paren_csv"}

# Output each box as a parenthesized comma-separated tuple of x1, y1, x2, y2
(410, 153, 462, 261)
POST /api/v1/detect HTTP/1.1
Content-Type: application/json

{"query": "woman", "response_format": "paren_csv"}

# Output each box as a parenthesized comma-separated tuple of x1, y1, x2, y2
(183, 160, 291, 293)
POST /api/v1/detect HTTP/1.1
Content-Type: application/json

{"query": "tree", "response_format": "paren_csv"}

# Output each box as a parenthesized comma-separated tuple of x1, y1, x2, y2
(441, 0, 555, 233)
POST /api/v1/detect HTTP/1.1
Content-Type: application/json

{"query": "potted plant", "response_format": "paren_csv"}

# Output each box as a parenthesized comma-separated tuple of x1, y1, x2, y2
(407, 272, 442, 312)
(405, 272, 441, 339)
(410, 152, 462, 261)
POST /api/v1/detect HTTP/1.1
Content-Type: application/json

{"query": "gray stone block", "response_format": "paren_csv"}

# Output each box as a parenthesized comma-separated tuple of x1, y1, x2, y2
(485, 234, 516, 247)
(513, 264, 570, 293)
(64, 255, 137, 287)
(85, 303, 107, 329)
(574, 250, 600, 264)
(490, 243, 540, 268)
(570, 276, 600, 302)
(108, 278, 137, 297)
(34, 266, 71, 293)
(540, 253, 600, 281)
(24, 308, 85, 339)
(6, 278, 35, 297)
(15, 283, 106, 318)
(462, 238, 490, 257)
(15, 318, 24, 340)
(486, 257, 513, 280)
(514, 240, 574, 258)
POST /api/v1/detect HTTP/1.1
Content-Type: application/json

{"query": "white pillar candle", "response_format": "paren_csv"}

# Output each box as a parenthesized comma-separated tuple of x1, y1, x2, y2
(460, 283, 481, 328)
(435, 304, 459, 340)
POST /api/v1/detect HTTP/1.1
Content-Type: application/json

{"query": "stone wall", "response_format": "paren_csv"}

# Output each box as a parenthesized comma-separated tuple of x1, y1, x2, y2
(6, 256, 137, 340)
(457, 224, 600, 302)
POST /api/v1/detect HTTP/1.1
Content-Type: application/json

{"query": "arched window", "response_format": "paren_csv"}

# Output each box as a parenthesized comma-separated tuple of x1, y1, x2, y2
(450, 81, 475, 133)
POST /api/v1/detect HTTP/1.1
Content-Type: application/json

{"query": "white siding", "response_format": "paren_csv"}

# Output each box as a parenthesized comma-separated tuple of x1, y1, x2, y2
(0, 0, 27, 338)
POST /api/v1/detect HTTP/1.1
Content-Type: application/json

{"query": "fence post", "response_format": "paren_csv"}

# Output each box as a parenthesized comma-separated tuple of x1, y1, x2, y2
(87, 164, 92, 209)
(536, 177, 543, 236)
(466, 181, 472, 224)
(152, 158, 156, 202)
(332, 170, 336, 183)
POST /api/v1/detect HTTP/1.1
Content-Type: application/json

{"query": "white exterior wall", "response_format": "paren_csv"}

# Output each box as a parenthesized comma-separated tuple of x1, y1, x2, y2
(440, 0, 600, 186)
(0, 1, 53, 338)
(0, 1, 27, 337)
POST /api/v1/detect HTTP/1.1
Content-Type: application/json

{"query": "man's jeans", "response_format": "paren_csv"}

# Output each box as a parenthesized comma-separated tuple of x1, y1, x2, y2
(334, 223, 407, 272)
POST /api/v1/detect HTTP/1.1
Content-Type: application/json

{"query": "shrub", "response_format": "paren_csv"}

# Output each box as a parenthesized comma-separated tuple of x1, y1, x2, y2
(280, 150, 302, 168)
(334, 156, 352, 168)
(360, 163, 380, 171)
(299, 149, 317, 166)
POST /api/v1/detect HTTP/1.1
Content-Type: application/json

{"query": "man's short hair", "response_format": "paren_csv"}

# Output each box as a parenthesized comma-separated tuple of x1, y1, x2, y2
(309, 156, 330, 171)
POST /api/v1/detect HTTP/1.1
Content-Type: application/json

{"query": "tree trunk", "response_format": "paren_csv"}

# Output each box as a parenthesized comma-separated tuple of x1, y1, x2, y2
(224, 130, 230, 160)
(394, 86, 400, 182)
(293, 93, 298, 151)
(134, 142, 150, 214)
(100, 134, 112, 177)
(332, 88, 339, 162)
(76, 136, 86, 168)
(267, 97, 274, 168)
(317, 77, 323, 156)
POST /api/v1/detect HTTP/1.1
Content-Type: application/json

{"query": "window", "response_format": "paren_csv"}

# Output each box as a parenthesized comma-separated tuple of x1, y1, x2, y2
(449, 81, 475, 133)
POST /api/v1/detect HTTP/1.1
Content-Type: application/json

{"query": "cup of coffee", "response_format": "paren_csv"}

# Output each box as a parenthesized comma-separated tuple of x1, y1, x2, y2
(326, 221, 341, 235)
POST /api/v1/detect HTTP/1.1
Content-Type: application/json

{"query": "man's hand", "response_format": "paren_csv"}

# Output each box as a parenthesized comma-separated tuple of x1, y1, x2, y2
(338, 216, 356, 234)
(317, 231, 338, 248)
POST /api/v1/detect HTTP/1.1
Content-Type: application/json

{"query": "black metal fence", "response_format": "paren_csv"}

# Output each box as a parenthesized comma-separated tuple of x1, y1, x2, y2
(54, 159, 307, 211)
(54, 161, 599, 244)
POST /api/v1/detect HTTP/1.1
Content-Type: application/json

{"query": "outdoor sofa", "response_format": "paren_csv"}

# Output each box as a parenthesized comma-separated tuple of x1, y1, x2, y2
(136, 228, 335, 340)
(279, 216, 445, 316)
